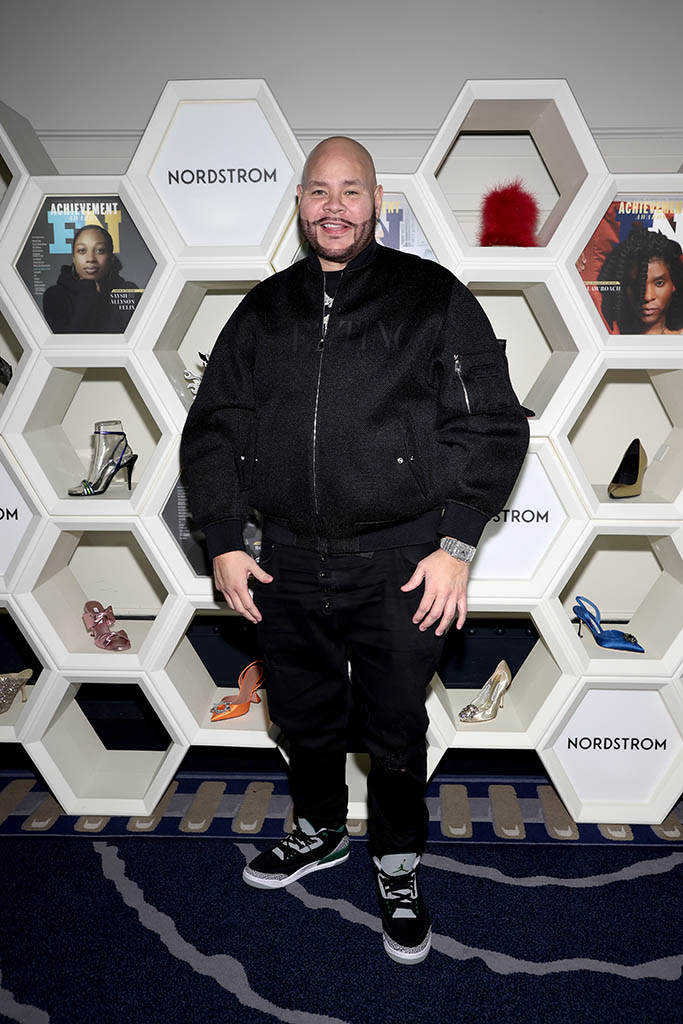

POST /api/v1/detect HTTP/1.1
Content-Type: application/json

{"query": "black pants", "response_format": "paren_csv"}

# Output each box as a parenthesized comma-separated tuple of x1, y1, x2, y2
(254, 538, 445, 856)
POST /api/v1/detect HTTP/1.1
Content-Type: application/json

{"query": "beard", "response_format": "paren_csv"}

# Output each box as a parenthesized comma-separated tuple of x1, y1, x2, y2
(299, 212, 377, 265)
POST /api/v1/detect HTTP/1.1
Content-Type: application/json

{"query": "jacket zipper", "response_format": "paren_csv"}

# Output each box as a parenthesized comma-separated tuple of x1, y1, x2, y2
(312, 271, 342, 517)
(453, 354, 471, 413)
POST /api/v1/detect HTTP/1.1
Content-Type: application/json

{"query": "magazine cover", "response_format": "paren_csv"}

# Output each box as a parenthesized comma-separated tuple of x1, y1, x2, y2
(376, 193, 437, 261)
(16, 195, 156, 334)
(577, 196, 683, 335)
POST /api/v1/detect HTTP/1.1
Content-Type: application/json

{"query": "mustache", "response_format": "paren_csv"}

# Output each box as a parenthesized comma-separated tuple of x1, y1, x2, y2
(312, 217, 353, 226)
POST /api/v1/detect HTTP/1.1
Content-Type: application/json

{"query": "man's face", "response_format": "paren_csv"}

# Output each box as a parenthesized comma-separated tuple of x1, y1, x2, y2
(297, 142, 383, 270)
(626, 258, 676, 333)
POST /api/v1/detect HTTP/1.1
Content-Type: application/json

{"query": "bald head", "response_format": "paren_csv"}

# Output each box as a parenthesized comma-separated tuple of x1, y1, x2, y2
(301, 136, 378, 191)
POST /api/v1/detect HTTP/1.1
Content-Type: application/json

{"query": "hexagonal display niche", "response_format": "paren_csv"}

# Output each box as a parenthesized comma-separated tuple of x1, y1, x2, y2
(0, 305, 25, 403)
(0, 600, 45, 740)
(469, 440, 588, 602)
(152, 611, 276, 748)
(16, 519, 175, 667)
(442, 609, 575, 750)
(558, 527, 683, 673)
(14, 193, 156, 337)
(563, 362, 683, 518)
(0, 440, 43, 593)
(0, 99, 56, 229)
(568, 173, 683, 345)
(539, 679, 683, 823)
(139, 264, 271, 421)
(0, 174, 168, 348)
(22, 671, 187, 815)
(463, 266, 597, 433)
(418, 80, 607, 258)
(3, 355, 173, 514)
(127, 79, 304, 259)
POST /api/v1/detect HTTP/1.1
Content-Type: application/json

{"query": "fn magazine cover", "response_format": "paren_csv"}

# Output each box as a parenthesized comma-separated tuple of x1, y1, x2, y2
(16, 195, 156, 334)
(576, 196, 683, 335)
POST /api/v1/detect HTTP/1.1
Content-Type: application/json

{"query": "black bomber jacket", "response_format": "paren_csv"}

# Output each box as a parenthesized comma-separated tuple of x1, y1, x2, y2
(180, 241, 529, 558)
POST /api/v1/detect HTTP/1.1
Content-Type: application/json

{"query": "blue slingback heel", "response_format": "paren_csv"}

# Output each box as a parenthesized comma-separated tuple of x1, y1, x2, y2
(572, 595, 644, 653)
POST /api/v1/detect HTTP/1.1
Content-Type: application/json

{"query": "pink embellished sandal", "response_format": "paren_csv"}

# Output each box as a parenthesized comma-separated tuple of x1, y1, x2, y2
(82, 600, 131, 652)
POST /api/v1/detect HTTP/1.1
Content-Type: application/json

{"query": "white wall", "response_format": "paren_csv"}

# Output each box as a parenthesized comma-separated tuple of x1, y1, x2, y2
(0, 0, 681, 173)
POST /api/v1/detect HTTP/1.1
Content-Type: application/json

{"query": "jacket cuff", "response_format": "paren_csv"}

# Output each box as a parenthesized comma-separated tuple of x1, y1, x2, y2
(203, 519, 245, 559)
(439, 502, 489, 548)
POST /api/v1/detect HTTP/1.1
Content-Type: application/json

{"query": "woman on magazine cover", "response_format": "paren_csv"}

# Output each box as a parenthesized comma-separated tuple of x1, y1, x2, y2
(43, 225, 139, 334)
(597, 226, 683, 335)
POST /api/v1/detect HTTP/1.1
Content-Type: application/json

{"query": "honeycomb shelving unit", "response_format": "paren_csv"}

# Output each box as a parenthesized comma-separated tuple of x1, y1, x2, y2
(1, 79, 681, 822)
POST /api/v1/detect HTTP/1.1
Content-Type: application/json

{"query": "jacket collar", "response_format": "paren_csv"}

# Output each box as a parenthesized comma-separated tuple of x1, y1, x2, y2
(305, 239, 378, 275)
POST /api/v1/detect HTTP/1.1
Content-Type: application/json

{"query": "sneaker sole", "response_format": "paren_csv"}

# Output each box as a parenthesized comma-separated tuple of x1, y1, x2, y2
(242, 847, 350, 890)
(383, 929, 432, 965)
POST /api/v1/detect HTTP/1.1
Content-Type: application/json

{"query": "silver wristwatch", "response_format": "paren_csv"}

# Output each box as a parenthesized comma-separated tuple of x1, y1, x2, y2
(439, 536, 476, 563)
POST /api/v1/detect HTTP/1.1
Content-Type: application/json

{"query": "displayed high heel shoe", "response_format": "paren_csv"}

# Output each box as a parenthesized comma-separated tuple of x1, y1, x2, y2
(68, 420, 138, 496)
(573, 595, 644, 653)
(210, 660, 265, 721)
(0, 668, 32, 714)
(458, 660, 512, 723)
(82, 600, 131, 652)
(608, 438, 647, 499)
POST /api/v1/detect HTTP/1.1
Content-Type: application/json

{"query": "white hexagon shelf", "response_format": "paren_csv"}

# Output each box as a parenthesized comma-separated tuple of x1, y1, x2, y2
(469, 439, 590, 603)
(20, 670, 188, 815)
(460, 263, 599, 436)
(0, 174, 171, 348)
(272, 172, 462, 272)
(127, 79, 304, 261)
(0, 100, 55, 232)
(12, 517, 183, 670)
(2, 350, 176, 516)
(563, 172, 683, 348)
(418, 80, 608, 260)
(134, 261, 272, 426)
(445, 606, 580, 750)
(0, 439, 43, 592)
(0, 291, 32, 409)
(551, 524, 683, 676)
(538, 677, 683, 823)
(556, 355, 683, 520)
(149, 611, 277, 749)
(0, 597, 47, 740)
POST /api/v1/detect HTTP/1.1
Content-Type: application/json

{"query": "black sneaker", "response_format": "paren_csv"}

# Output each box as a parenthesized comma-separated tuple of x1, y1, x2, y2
(373, 853, 431, 965)
(242, 818, 350, 889)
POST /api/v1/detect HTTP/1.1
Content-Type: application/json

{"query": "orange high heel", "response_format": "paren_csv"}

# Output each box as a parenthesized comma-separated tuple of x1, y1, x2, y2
(210, 660, 265, 721)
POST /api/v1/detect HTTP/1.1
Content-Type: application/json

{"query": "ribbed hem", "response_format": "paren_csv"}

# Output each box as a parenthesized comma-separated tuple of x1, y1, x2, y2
(439, 502, 489, 548)
(203, 519, 244, 559)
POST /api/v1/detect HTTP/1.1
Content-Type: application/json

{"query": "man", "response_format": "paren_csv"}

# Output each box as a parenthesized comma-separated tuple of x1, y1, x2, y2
(180, 137, 529, 965)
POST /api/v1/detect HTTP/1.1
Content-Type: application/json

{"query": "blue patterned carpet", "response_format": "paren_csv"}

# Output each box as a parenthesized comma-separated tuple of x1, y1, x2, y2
(1, 835, 682, 1023)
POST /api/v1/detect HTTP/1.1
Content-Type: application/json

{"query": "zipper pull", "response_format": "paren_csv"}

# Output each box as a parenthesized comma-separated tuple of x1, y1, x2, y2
(317, 339, 325, 351)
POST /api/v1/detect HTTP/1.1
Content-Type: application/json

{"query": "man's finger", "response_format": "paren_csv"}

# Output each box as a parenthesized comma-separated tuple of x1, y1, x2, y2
(436, 598, 458, 637)
(417, 598, 446, 631)
(455, 594, 468, 630)
(400, 567, 425, 592)
(250, 565, 274, 584)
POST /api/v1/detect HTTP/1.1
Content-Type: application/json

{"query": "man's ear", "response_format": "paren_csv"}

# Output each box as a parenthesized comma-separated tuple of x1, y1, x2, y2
(296, 184, 303, 203)
(374, 184, 383, 218)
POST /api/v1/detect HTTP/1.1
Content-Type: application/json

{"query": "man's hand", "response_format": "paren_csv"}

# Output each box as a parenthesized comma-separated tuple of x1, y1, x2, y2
(401, 548, 470, 635)
(213, 550, 273, 625)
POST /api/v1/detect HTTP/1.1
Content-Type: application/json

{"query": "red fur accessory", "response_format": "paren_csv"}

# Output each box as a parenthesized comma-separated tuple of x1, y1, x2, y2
(479, 179, 539, 246)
